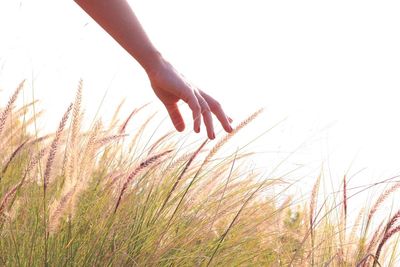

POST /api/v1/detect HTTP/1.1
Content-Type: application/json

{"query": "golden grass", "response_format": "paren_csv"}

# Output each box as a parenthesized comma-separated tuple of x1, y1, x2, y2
(0, 80, 400, 266)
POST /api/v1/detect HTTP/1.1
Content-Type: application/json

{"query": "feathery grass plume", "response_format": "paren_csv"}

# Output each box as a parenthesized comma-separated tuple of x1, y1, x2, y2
(374, 225, 400, 266)
(41, 103, 73, 267)
(42, 105, 72, 267)
(24, 147, 47, 181)
(71, 80, 83, 155)
(62, 81, 83, 181)
(12, 99, 38, 117)
(1, 140, 29, 175)
(119, 109, 136, 134)
(128, 112, 158, 155)
(114, 150, 173, 213)
(59, 120, 101, 210)
(309, 172, 321, 266)
(76, 120, 102, 184)
(69, 121, 104, 185)
(348, 207, 365, 256)
(166, 150, 204, 171)
(95, 134, 128, 149)
(0, 110, 44, 151)
(310, 173, 321, 231)
(155, 140, 207, 220)
(384, 209, 400, 235)
(61, 141, 72, 181)
(367, 182, 400, 230)
(103, 171, 125, 190)
(27, 134, 52, 146)
(43, 104, 73, 191)
(4, 87, 400, 265)
(369, 209, 400, 266)
(118, 103, 150, 133)
(147, 131, 175, 155)
(108, 98, 126, 131)
(48, 185, 76, 234)
(0, 80, 25, 137)
(0, 184, 19, 217)
(0, 98, 38, 130)
(366, 221, 385, 257)
(204, 108, 263, 164)
(165, 109, 264, 226)
(6, 199, 20, 223)
(160, 110, 264, 247)
(72, 79, 83, 128)
(0, 147, 48, 219)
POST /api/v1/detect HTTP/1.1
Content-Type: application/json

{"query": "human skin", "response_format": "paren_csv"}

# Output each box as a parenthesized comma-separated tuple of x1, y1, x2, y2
(74, 0, 233, 140)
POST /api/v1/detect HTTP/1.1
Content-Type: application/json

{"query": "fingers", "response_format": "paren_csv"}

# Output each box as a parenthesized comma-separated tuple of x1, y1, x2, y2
(181, 88, 232, 139)
(168, 84, 231, 140)
(194, 91, 215, 139)
(180, 90, 201, 134)
(165, 103, 185, 132)
(198, 90, 233, 133)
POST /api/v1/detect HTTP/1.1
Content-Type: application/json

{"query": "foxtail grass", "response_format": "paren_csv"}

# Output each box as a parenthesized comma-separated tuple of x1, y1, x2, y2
(1, 81, 400, 266)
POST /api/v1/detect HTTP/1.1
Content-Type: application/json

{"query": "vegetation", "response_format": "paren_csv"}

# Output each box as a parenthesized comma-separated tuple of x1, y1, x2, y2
(1, 80, 400, 266)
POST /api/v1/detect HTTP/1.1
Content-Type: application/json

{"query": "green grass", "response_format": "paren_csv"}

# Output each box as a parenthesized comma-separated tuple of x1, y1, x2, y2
(1, 80, 400, 266)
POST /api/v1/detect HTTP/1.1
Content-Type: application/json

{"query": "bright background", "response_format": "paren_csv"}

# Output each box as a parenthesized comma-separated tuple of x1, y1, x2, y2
(1, 0, 400, 203)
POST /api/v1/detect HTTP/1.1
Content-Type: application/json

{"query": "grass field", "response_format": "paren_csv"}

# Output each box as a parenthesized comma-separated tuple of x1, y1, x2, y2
(1, 80, 400, 266)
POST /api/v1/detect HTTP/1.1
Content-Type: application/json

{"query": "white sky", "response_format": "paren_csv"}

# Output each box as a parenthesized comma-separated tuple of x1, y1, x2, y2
(1, 0, 400, 200)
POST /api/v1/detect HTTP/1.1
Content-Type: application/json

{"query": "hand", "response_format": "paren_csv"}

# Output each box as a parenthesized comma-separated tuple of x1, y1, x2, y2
(146, 58, 232, 140)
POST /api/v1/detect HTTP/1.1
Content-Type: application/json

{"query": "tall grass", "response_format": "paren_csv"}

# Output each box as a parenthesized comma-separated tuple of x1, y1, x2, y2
(0, 81, 399, 266)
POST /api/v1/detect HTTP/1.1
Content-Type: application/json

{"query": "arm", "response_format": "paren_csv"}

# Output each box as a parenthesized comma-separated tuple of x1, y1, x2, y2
(74, 0, 232, 139)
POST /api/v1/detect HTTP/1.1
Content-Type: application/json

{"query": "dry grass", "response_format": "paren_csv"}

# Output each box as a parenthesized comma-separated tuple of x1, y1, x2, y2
(0, 81, 400, 266)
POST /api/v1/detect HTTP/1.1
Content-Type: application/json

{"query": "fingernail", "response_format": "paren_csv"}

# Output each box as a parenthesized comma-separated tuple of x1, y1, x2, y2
(212, 132, 215, 139)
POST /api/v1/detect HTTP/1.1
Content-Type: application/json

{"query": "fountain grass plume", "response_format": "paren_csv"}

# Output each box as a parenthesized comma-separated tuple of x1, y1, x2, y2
(119, 103, 150, 134)
(2, 81, 400, 266)
(205, 108, 263, 164)
(43, 103, 73, 191)
(48, 185, 77, 234)
(95, 134, 128, 148)
(0, 183, 19, 217)
(367, 182, 400, 231)
(155, 140, 208, 220)
(114, 149, 173, 213)
(1, 140, 29, 175)
(374, 224, 400, 266)
(0, 80, 25, 136)
(309, 172, 321, 266)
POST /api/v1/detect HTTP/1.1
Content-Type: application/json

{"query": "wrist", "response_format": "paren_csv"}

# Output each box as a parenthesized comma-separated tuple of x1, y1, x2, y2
(137, 49, 165, 75)
(143, 53, 173, 82)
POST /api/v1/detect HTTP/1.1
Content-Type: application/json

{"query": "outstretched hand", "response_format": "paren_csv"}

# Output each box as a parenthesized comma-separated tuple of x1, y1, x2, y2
(147, 58, 233, 140)
(73, 0, 231, 139)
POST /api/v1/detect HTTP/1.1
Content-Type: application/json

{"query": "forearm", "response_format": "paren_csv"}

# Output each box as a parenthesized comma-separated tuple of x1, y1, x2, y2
(75, 0, 232, 138)
(74, 0, 162, 73)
